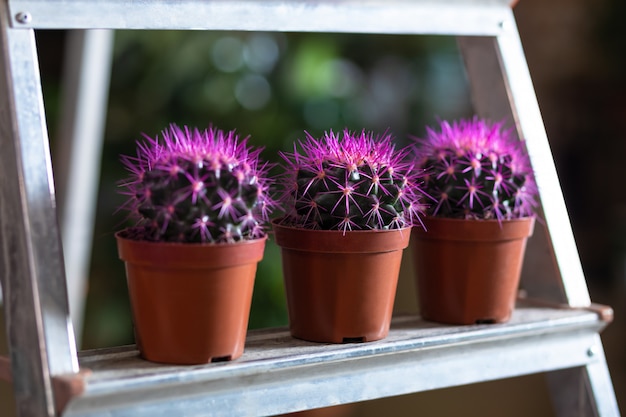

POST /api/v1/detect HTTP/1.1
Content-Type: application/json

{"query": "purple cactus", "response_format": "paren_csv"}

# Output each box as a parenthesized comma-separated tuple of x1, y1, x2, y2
(276, 129, 425, 233)
(118, 124, 275, 243)
(414, 117, 537, 221)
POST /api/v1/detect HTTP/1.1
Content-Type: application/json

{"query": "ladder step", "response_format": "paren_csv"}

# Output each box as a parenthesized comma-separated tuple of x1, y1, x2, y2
(60, 304, 609, 417)
(8, 0, 509, 34)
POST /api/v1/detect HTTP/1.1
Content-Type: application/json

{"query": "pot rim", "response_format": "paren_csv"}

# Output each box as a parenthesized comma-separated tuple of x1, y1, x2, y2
(271, 218, 411, 253)
(412, 215, 535, 242)
(115, 229, 267, 267)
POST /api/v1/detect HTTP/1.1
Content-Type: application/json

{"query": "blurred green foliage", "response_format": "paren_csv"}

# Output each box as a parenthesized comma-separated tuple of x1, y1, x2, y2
(69, 30, 471, 349)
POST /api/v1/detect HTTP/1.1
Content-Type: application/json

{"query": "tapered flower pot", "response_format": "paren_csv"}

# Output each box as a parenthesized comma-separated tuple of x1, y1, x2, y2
(273, 221, 410, 343)
(116, 231, 266, 364)
(411, 217, 535, 325)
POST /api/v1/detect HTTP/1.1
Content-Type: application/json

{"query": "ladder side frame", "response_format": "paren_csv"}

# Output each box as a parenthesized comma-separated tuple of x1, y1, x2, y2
(0, 1, 79, 416)
(458, 12, 618, 416)
(546, 334, 620, 417)
(54, 29, 114, 344)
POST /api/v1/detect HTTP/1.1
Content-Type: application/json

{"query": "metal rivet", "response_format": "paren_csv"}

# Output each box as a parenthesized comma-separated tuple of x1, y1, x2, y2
(15, 12, 32, 24)
(587, 346, 598, 357)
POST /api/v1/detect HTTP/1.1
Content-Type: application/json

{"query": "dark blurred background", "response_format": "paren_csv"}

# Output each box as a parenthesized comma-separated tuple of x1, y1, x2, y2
(1, 0, 625, 415)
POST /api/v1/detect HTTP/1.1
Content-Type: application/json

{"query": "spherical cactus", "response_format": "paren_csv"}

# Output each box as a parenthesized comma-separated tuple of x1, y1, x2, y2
(276, 129, 425, 232)
(118, 124, 275, 243)
(415, 117, 537, 221)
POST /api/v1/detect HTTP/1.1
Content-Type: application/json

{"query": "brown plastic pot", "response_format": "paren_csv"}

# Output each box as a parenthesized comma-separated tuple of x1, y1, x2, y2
(272, 221, 410, 343)
(115, 231, 266, 364)
(411, 217, 535, 325)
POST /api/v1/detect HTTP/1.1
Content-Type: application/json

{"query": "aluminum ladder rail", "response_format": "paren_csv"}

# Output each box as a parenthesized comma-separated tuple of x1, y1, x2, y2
(0, 0, 620, 416)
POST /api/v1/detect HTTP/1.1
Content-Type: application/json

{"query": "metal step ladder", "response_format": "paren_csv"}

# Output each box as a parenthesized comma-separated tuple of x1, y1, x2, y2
(0, 1, 620, 416)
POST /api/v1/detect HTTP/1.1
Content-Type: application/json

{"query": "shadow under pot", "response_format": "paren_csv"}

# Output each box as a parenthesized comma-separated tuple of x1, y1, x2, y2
(272, 220, 410, 344)
(115, 231, 266, 364)
(411, 216, 535, 325)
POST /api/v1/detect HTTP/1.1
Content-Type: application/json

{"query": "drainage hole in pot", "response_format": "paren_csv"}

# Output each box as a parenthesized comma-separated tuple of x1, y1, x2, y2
(475, 319, 496, 324)
(211, 355, 232, 363)
(342, 337, 365, 343)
